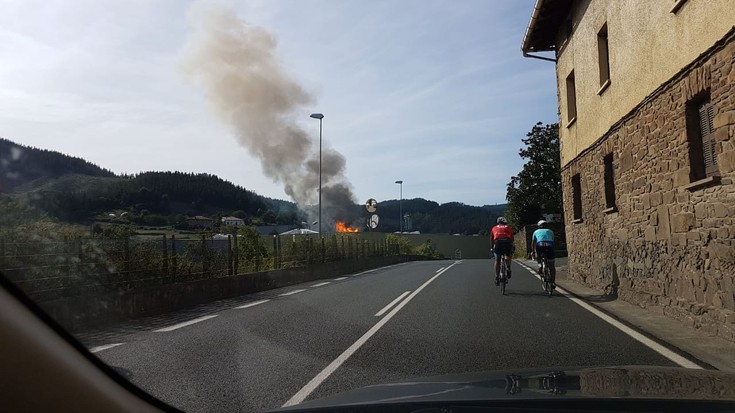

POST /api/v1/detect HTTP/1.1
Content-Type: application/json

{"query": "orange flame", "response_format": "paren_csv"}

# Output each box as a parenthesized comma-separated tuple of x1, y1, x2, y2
(335, 221, 359, 233)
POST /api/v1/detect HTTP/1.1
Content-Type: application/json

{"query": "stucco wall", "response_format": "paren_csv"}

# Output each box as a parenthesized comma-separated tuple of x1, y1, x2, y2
(556, 0, 735, 166)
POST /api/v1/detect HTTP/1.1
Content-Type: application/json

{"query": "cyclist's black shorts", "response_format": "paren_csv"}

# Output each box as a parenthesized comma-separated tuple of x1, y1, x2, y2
(536, 241, 555, 261)
(494, 238, 513, 258)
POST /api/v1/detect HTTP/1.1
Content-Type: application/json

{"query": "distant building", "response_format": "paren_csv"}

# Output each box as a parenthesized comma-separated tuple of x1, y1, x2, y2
(221, 216, 245, 227)
(186, 216, 214, 229)
(522, 0, 735, 340)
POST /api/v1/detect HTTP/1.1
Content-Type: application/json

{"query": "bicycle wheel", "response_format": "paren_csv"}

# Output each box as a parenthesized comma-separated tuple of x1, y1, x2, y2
(500, 260, 507, 295)
(544, 262, 553, 297)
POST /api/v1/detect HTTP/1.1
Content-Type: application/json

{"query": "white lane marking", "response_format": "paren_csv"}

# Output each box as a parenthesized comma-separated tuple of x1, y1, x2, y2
(280, 289, 307, 297)
(154, 315, 219, 332)
(333, 277, 348, 281)
(350, 262, 410, 277)
(234, 299, 270, 309)
(283, 261, 460, 407)
(515, 261, 705, 369)
(311, 282, 331, 288)
(89, 343, 124, 353)
(436, 267, 445, 273)
(374, 291, 411, 317)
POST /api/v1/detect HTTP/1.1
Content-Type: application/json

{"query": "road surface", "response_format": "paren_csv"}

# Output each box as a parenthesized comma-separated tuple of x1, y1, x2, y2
(88, 259, 698, 412)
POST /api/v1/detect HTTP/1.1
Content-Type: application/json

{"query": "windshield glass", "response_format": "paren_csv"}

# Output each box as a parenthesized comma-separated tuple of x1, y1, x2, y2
(2, 0, 734, 412)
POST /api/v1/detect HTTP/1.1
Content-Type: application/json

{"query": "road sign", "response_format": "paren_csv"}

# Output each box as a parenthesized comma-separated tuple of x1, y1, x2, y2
(369, 214, 380, 229)
(366, 198, 378, 213)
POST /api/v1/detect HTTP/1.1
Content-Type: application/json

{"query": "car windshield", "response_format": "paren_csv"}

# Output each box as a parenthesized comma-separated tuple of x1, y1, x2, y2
(2, 0, 735, 412)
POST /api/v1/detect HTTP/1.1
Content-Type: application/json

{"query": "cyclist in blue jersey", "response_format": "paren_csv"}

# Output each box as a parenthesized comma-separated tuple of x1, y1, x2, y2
(532, 220, 556, 287)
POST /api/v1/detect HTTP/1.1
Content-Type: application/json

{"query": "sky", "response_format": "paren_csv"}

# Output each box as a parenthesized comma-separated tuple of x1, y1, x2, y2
(0, 0, 558, 207)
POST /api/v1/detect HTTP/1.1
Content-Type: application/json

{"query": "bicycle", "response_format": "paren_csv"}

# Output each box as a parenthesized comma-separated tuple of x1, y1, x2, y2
(540, 255, 553, 297)
(498, 253, 509, 295)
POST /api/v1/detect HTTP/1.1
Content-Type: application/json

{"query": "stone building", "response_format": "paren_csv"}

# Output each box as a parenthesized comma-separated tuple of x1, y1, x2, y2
(522, 0, 735, 341)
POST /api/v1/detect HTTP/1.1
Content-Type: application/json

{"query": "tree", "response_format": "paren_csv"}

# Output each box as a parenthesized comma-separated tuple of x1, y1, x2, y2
(505, 122, 562, 229)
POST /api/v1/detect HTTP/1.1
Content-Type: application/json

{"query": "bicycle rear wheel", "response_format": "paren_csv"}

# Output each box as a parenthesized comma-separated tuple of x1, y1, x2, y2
(544, 262, 553, 297)
(500, 260, 507, 295)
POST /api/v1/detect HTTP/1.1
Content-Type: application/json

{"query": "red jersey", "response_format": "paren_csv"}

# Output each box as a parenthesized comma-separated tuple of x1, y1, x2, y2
(491, 224, 513, 241)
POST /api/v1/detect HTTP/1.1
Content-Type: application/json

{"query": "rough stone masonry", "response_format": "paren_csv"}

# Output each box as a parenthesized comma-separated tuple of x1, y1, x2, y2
(561, 29, 735, 342)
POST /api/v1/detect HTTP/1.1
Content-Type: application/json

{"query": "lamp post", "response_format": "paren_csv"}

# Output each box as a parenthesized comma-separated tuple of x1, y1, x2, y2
(310, 113, 324, 235)
(395, 180, 403, 233)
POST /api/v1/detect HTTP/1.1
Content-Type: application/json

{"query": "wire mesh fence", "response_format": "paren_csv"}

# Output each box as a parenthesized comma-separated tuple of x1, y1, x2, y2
(0, 233, 400, 301)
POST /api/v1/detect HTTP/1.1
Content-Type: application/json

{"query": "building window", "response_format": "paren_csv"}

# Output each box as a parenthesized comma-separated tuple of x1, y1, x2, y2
(572, 173, 582, 221)
(597, 23, 611, 94)
(566, 70, 577, 126)
(686, 93, 718, 182)
(603, 153, 616, 210)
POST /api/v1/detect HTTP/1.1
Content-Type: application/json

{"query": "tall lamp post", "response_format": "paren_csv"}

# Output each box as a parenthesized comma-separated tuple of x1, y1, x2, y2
(310, 113, 324, 235)
(395, 180, 403, 233)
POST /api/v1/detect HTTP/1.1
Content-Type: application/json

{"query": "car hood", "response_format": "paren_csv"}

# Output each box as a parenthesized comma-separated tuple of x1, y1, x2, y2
(276, 366, 735, 411)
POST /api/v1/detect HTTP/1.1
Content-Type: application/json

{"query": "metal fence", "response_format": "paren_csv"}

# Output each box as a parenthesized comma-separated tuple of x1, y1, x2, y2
(0, 234, 400, 301)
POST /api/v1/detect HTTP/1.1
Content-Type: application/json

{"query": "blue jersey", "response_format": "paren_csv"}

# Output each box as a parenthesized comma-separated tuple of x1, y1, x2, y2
(532, 228, 554, 244)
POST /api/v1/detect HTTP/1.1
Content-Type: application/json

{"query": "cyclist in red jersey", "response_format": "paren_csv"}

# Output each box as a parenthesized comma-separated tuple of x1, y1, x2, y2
(491, 217, 514, 285)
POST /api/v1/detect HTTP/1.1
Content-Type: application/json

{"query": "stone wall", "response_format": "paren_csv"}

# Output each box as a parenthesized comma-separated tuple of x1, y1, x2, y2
(561, 29, 735, 341)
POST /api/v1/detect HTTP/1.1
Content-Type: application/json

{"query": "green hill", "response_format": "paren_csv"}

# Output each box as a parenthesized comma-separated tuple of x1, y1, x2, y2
(1, 137, 505, 233)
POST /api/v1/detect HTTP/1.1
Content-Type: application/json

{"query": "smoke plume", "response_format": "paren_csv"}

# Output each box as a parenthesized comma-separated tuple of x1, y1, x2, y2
(181, 2, 356, 211)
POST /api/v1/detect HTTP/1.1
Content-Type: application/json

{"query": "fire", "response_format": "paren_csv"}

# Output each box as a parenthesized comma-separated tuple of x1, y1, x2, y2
(335, 221, 359, 233)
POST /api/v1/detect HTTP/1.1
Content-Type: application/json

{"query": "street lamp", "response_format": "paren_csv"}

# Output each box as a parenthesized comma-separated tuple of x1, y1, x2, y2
(395, 180, 403, 233)
(310, 113, 324, 235)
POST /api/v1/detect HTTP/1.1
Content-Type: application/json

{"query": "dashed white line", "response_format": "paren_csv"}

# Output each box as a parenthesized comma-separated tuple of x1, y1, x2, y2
(234, 299, 270, 309)
(283, 261, 460, 407)
(311, 282, 331, 288)
(280, 289, 307, 297)
(89, 343, 124, 353)
(436, 267, 445, 273)
(153, 315, 219, 332)
(375, 291, 411, 317)
(333, 277, 348, 281)
(515, 261, 704, 369)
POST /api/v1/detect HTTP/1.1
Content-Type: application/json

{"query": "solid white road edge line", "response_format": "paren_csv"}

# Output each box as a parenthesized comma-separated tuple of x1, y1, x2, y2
(374, 291, 411, 317)
(280, 289, 307, 297)
(282, 261, 460, 407)
(234, 299, 271, 309)
(89, 343, 124, 353)
(515, 261, 705, 369)
(153, 315, 219, 333)
(333, 277, 348, 281)
(311, 282, 331, 288)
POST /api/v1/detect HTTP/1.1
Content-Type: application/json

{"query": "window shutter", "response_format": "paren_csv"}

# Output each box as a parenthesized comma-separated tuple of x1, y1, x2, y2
(699, 102, 717, 176)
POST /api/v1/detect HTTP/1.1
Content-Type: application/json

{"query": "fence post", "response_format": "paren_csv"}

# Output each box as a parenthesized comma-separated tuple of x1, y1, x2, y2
(273, 235, 278, 269)
(201, 235, 208, 278)
(277, 235, 282, 269)
(162, 235, 169, 278)
(232, 231, 239, 275)
(123, 236, 130, 274)
(321, 237, 326, 264)
(170, 234, 178, 281)
(228, 235, 233, 276)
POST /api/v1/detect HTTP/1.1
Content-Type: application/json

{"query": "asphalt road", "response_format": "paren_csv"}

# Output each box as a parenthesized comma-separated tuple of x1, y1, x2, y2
(91, 259, 687, 412)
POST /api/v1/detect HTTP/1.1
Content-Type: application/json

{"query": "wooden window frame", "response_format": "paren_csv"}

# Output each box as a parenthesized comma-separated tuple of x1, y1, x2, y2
(685, 92, 718, 183)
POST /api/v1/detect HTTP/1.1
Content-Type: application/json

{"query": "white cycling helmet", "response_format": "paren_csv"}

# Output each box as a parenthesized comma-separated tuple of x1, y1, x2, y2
(537, 220, 547, 226)
(497, 217, 507, 224)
